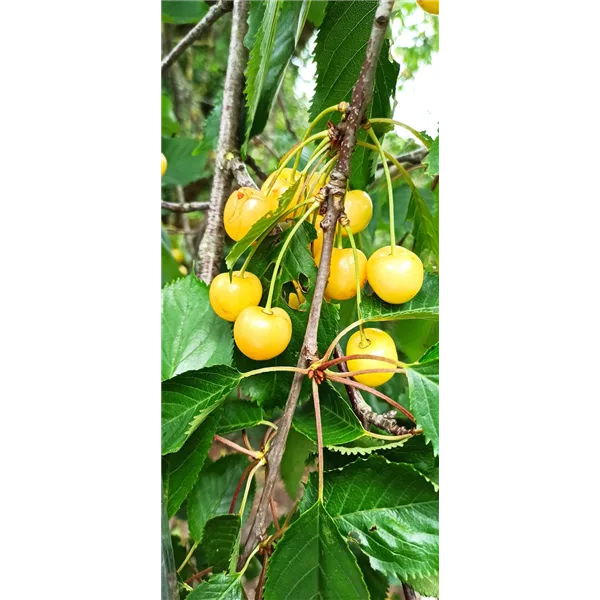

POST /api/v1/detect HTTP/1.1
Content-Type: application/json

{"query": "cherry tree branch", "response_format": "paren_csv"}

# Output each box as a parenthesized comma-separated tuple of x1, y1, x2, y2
(377, 146, 429, 169)
(161, 200, 210, 213)
(197, 0, 251, 284)
(229, 156, 259, 190)
(239, 0, 396, 566)
(161, 0, 233, 75)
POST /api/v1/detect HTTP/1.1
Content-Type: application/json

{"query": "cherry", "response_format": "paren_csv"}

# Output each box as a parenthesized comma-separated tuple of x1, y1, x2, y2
(224, 187, 278, 241)
(417, 0, 439, 15)
(171, 248, 184, 264)
(261, 168, 301, 209)
(234, 306, 292, 360)
(367, 246, 424, 304)
(346, 328, 398, 387)
(288, 281, 306, 309)
(342, 190, 373, 236)
(209, 271, 263, 322)
(161, 153, 167, 176)
(317, 247, 367, 301)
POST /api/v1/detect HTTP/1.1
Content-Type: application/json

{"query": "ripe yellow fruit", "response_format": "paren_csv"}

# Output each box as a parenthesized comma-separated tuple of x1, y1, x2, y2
(261, 168, 301, 212)
(209, 271, 263, 322)
(317, 247, 367, 301)
(342, 190, 373, 236)
(346, 328, 398, 387)
(367, 246, 424, 304)
(224, 187, 278, 241)
(234, 306, 292, 360)
(161, 153, 168, 176)
(417, 0, 438, 15)
(288, 281, 306, 309)
(171, 248, 184, 264)
(178, 265, 188, 276)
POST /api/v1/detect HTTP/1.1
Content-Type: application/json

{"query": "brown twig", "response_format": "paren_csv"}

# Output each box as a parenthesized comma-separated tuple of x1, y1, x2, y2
(161, 0, 233, 75)
(245, 154, 268, 183)
(229, 156, 259, 190)
(402, 582, 418, 600)
(269, 497, 281, 533)
(332, 368, 406, 378)
(176, 185, 195, 257)
(197, 0, 250, 283)
(318, 353, 399, 371)
(183, 566, 213, 586)
(213, 434, 261, 459)
(255, 552, 269, 600)
(161, 200, 211, 213)
(377, 146, 429, 169)
(238, 0, 396, 566)
(229, 459, 258, 514)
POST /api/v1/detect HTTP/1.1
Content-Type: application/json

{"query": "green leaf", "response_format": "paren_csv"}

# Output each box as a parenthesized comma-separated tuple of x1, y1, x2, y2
(406, 343, 439, 456)
(423, 135, 439, 176)
(361, 271, 439, 322)
(202, 515, 241, 573)
(161, 274, 233, 381)
(380, 435, 438, 488)
(187, 454, 255, 542)
(161, 366, 241, 455)
(301, 456, 439, 580)
(161, 136, 211, 186)
(407, 187, 439, 262)
(217, 399, 264, 435)
(356, 550, 389, 600)
(161, 236, 184, 288)
(293, 381, 364, 446)
(264, 502, 369, 600)
(187, 573, 243, 600)
(307, 0, 327, 26)
(161, 1, 209, 24)
(327, 435, 409, 456)
(243, 1, 304, 148)
(280, 428, 316, 500)
(225, 180, 301, 270)
(405, 573, 439, 598)
(164, 410, 221, 517)
(161, 93, 180, 136)
(310, 0, 399, 189)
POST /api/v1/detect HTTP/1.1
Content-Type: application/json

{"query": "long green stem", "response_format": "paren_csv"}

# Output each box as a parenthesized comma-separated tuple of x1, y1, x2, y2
(292, 104, 341, 173)
(239, 459, 265, 517)
(369, 118, 431, 149)
(265, 131, 329, 197)
(176, 541, 199, 574)
(312, 378, 324, 503)
(242, 366, 308, 378)
(344, 226, 366, 343)
(364, 430, 414, 441)
(264, 202, 320, 312)
(366, 127, 396, 254)
(238, 540, 264, 577)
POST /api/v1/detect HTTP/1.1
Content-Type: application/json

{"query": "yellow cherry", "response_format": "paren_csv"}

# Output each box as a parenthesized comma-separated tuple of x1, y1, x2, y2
(209, 271, 263, 322)
(346, 328, 398, 387)
(171, 248, 184, 264)
(417, 0, 438, 15)
(317, 247, 367, 301)
(367, 246, 424, 304)
(288, 281, 306, 309)
(342, 190, 373, 236)
(261, 168, 301, 212)
(178, 265, 188, 276)
(234, 306, 292, 360)
(161, 153, 168, 176)
(224, 187, 278, 242)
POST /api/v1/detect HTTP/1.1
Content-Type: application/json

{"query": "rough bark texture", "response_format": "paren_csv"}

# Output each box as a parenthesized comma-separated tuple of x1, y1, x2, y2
(197, 0, 251, 284)
(238, 0, 396, 565)
(161, 200, 210, 213)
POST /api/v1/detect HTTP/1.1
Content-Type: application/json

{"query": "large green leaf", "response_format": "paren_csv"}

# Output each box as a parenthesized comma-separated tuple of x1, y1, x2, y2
(301, 456, 439, 580)
(202, 515, 241, 573)
(361, 271, 439, 322)
(280, 428, 316, 500)
(243, 1, 305, 148)
(187, 454, 255, 542)
(161, 366, 241, 455)
(164, 410, 221, 516)
(406, 343, 439, 456)
(187, 573, 243, 600)
(310, 0, 399, 189)
(161, 136, 211, 186)
(293, 381, 364, 446)
(161, 1, 208, 24)
(407, 187, 439, 262)
(307, 0, 327, 26)
(217, 399, 264, 435)
(380, 435, 438, 488)
(405, 573, 439, 598)
(161, 275, 233, 381)
(356, 550, 389, 600)
(423, 135, 439, 176)
(264, 502, 369, 599)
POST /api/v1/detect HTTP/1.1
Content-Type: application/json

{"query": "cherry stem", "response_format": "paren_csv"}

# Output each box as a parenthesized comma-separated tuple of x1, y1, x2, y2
(323, 318, 365, 362)
(242, 366, 309, 378)
(242, 429, 253, 452)
(177, 540, 199, 574)
(229, 459, 259, 514)
(239, 459, 265, 517)
(344, 226, 366, 342)
(319, 353, 401, 370)
(329, 367, 406, 378)
(213, 434, 263, 460)
(366, 126, 396, 254)
(368, 118, 432, 149)
(325, 373, 416, 423)
(312, 378, 325, 503)
(292, 104, 341, 174)
(183, 566, 213, 586)
(269, 497, 281, 533)
(364, 430, 417, 441)
(264, 201, 320, 312)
